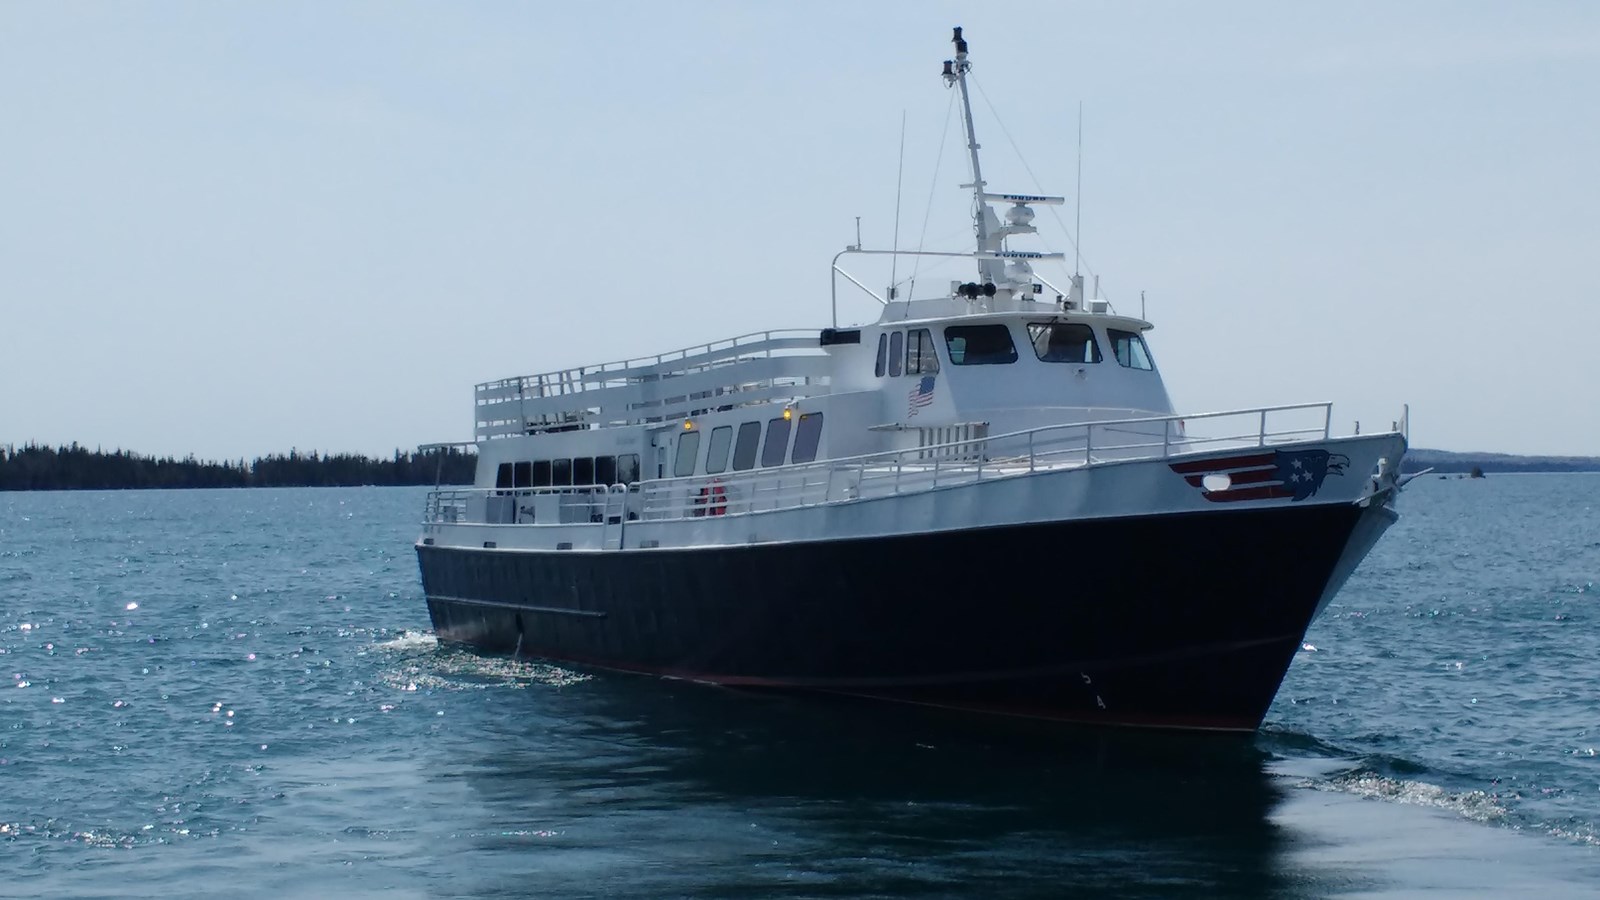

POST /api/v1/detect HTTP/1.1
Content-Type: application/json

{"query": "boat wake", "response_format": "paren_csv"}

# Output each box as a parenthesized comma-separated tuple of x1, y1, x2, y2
(369, 628, 589, 691)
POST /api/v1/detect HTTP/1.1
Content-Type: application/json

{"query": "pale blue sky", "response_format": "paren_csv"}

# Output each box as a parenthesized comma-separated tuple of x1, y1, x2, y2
(3, 2, 1597, 458)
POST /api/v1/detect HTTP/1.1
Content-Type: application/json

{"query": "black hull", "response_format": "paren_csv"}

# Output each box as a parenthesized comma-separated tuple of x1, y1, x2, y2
(418, 503, 1379, 732)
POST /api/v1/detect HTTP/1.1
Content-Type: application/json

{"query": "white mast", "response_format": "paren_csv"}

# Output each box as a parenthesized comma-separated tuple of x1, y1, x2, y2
(943, 27, 1004, 288)
(941, 28, 1064, 305)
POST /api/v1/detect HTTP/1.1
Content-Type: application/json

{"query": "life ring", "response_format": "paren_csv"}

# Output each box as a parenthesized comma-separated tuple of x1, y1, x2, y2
(692, 480, 728, 517)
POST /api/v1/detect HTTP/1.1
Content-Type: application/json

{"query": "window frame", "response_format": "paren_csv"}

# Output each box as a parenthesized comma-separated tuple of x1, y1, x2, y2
(1108, 328, 1156, 371)
(943, 324, 1019, 366)
(731, 421, 762, 471)
(874, 333, 888, 377)
(674, 430, 702, 477)
(705, 425, 733, 474)
(616, 453, 641, 484)
(791, 412, 824, 463)
(906, 328, 941, 375)
(761, 416, 792, 467)
(1026, 321, 1103, 364)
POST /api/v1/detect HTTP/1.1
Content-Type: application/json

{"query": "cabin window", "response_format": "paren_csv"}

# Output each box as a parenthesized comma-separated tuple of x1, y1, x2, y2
(617, 453, 641, 484)
(674, 430, 701, 477)
(531, 459, 552, 487)
(792, 413, 824, 463)
(906, 328, 941, 375)
(732, 421, 761, 471)
(573, 456, 595, 485)
(595, 455, 617, 485)
(888, 331, 904, 377)
(1109, 329, 1155, 370)
(874, 333, 888, 377)
(705, 425, 733, 474)
(495, 463, 513, 489)
(761, 416, 792, 467)
(551, 458, 572, 486)
(512, 461, 531, 488)
(944, 324, 1017, 365)
(1027, 322, 1102, 364)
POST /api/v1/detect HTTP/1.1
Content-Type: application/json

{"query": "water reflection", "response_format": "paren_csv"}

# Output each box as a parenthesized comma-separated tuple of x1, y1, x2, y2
(436, 678, 1351, 899)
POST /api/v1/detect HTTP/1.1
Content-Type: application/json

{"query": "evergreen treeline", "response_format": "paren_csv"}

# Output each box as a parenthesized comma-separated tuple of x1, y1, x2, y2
(0, 443, 476, 491)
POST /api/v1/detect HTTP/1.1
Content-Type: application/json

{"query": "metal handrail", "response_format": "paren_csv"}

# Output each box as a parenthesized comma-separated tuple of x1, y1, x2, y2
(424, 401, 1340, 527)
(475, 329, 822, 400)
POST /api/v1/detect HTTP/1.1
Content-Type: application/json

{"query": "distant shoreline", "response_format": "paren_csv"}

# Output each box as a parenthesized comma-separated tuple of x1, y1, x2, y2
(0, 444, 474, 492)
(1401, 449, 1600, 475)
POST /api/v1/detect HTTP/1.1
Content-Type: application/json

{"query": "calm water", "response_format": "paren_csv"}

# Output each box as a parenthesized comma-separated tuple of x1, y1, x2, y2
(2, 477, 1598, 897)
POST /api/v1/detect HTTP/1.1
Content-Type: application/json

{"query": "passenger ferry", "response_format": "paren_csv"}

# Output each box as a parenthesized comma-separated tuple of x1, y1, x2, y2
(415, 28, 1410, 731)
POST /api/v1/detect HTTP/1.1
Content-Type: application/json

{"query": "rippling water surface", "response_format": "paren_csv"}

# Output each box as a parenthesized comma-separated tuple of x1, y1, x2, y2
(2, 478, 1598, 897)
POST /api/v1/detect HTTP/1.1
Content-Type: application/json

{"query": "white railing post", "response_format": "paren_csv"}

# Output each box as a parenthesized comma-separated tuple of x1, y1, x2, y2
(1259, 409, 1268, 446)
(1028, 431, 1036, 473)
(1161, 420, 1172, 459)
(1085, 425, 1094, 465)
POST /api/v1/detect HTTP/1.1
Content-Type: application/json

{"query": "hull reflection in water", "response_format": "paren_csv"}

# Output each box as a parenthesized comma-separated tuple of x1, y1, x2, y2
(443, 675, 1314, 898)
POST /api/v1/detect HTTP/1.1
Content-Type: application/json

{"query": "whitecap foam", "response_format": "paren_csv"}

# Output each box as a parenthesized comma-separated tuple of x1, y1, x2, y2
(1314, 770, 1508, 824)
(371, 630, 439, 652)
(373, 638, 589, 691)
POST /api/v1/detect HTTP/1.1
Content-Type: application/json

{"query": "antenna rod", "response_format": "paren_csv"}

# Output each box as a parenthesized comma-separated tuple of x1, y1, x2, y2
(890, 110, 906, 300)
(1074, 101, 1083, 278)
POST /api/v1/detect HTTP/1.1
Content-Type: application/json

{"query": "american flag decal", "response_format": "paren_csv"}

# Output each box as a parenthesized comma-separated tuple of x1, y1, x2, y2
(1170, 449, 1350, 502)
(907, 376, 936, 417)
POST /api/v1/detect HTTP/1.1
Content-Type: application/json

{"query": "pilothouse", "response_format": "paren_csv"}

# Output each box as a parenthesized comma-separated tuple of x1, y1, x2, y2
(415, 27, 1411, 732)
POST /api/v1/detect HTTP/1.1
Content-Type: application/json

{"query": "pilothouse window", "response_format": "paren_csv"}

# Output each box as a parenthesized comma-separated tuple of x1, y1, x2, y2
(888, 331, 904, 377)
(906, 328, 940, 374)
(1109, 329, 1155, 370)
(1027, 322, 1102, 364)
(944, 324, 1017, 365)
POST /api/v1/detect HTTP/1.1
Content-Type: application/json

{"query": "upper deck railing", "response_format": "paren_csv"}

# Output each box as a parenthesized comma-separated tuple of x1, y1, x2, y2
(429, 402, 1339, 531)
(475, 329, 830, 439)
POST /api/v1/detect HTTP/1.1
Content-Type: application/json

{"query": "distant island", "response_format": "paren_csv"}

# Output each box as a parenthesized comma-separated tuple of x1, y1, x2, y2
(1402, 448, 1600, 475)
(0, 443, 474, 491)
